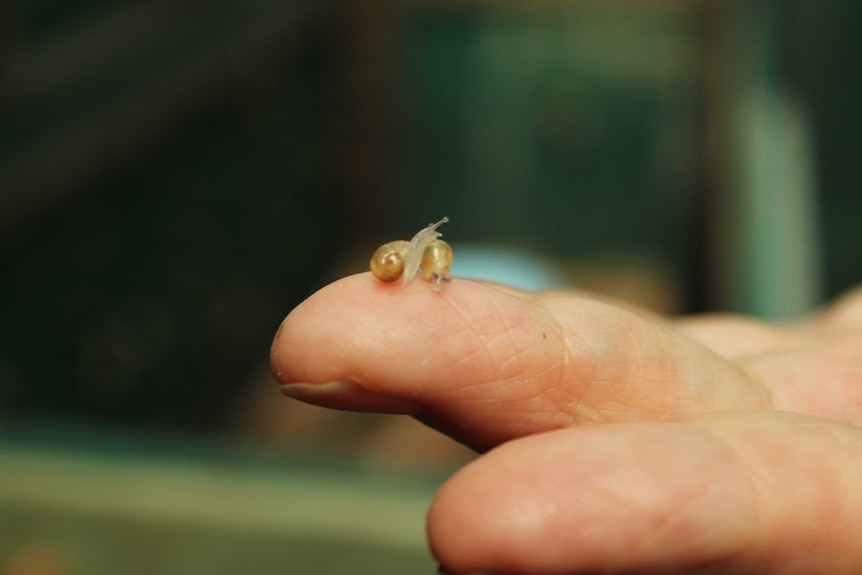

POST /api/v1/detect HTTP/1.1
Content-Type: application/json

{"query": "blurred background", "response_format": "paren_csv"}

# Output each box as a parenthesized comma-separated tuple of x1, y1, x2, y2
(0, 0, 860, 573)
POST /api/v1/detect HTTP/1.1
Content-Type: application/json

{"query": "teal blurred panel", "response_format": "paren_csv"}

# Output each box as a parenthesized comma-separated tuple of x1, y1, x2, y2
(400, 7, 701, 270)
(735, 90, 820, 318)
(779, 0, 862, 299)
(720, 0, 822, 318)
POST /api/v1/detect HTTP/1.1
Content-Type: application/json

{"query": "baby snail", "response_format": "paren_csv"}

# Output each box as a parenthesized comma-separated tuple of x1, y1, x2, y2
(370, 217, 453, 291)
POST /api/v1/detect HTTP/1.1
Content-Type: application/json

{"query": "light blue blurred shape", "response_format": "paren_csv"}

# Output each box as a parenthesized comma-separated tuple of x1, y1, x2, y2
(449, 244, 565, 291)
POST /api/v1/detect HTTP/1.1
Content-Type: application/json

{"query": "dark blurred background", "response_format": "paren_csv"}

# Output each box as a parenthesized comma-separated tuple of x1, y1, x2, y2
(0, 0, 860, 573)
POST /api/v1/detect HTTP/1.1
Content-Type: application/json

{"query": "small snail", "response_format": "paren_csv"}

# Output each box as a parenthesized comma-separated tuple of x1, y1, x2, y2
(370, 217, 453, 291)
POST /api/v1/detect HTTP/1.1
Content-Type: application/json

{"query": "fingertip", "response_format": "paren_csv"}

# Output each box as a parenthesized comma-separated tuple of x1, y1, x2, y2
(270, 317, 288, 383)
(268, 271, 551, 393)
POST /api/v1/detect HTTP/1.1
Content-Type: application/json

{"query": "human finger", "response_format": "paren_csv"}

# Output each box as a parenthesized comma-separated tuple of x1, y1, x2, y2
(271, 274, 770, 450)
(429, 412, 862, 575)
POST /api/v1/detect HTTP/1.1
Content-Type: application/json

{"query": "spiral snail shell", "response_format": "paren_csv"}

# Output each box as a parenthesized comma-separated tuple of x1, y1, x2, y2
(421, 239, 453, 290)
(370, 217, 453, 291)
(369, 240, 410, 282)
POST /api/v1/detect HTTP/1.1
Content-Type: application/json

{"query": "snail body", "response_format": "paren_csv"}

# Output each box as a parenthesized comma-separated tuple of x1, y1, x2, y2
(370, 217, 453, 290)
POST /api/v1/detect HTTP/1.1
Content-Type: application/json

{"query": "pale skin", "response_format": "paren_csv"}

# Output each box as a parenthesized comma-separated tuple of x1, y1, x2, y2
(270, 274, 862, 575)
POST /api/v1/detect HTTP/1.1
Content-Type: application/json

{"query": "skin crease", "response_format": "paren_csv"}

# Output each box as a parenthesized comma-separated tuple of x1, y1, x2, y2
(271, 276, 862, 575)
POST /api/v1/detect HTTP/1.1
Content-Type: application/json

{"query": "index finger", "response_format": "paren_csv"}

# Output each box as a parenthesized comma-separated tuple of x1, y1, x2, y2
(270, 273, 768, 451)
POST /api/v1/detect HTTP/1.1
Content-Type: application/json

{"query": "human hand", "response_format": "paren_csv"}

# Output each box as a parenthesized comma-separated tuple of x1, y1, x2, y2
(270, 275, 862, 574)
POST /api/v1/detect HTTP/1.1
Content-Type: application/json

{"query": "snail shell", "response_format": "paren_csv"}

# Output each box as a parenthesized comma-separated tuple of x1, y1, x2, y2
(370, 240, 410, 282)
(421, 239, 453, 291)
(370, 217, 452, 288)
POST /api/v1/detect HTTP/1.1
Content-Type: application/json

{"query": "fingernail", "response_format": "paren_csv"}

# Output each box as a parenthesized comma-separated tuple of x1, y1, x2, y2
(279, 380, 421, 414)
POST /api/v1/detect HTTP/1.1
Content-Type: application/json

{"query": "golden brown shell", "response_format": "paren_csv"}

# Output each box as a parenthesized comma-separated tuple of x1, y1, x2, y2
(421, 240, 453, 287)
(370, 240, 410, 282)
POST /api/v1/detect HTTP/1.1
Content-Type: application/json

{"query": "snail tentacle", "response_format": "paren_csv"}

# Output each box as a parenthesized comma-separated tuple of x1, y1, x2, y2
(403, 217, 449, 285)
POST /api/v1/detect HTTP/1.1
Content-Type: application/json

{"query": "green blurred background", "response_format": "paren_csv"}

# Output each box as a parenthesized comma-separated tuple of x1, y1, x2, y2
(0, 0, 860, 573)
